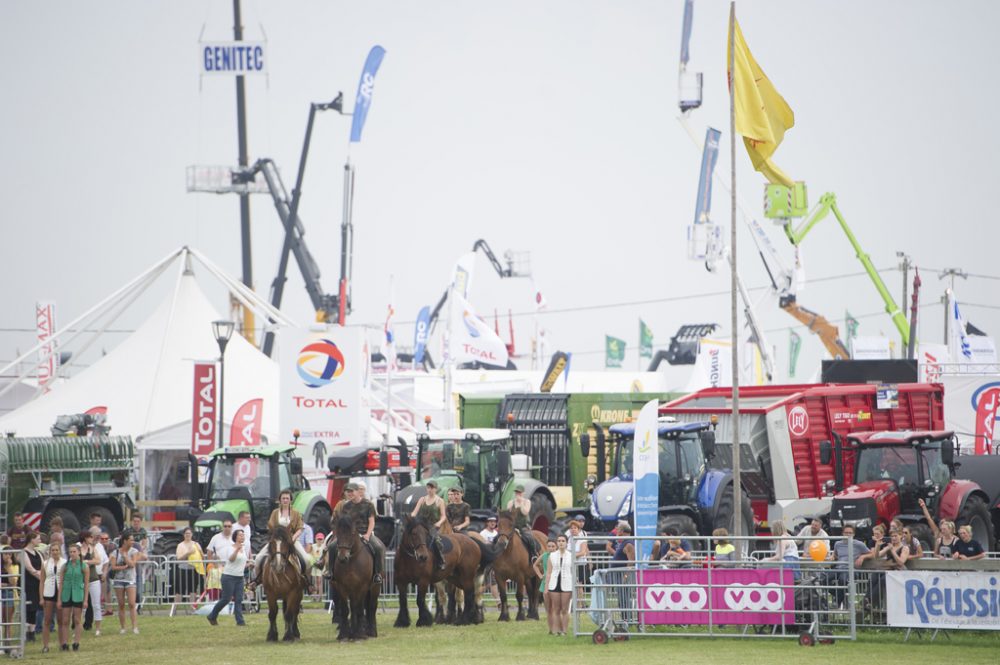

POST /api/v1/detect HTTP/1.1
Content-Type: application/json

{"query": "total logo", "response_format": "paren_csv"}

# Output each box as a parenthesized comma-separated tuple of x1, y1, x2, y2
(297, 339, 345, 388)
(462, 310, 481, 338)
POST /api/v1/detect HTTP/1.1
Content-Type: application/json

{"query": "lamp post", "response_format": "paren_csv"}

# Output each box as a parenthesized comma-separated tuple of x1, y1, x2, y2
(212, 320, 235, 450)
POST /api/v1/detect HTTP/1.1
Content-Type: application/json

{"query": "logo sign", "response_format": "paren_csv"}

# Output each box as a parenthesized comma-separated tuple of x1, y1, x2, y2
(539, 351, 569, 393)
(877, 383, 899, 410)
(887, 571, 1000, 630)
(35, 301, 58, 391)
(971, 383, 1000, 455)
(632, 400, 660, 562)
(191, 362, 217, 456)
(200, 42, 266, 76)
(297, 339, 346, 388)
(413, 306, 431, 365)
(349, 45, 386, 143)
(639, 568, 794, 625)
(831, 410, 872, 426)
(230, 398, 263, 484)
(787, 405, 809, 437)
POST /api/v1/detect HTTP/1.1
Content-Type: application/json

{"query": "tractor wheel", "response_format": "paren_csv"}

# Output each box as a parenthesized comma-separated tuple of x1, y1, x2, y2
(713, 485, 755, 544)
(151, 531, 184, 558)
(529, 493, 555, 535)
(657, 514, 698, 538)
(956, 495, 994, 550)
(307, 503, 333, 540)
(909, 523, 934, 553)
(78, 505, 119, 539)
(43, 507, 81, 536)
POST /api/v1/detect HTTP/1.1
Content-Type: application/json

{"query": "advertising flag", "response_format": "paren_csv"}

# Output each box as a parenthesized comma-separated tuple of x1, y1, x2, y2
(633, 400, 660, 562)
(540, 351, 569, 393)
(230, 398, 264, 448)
(950, 297, 972, 361)
(190, 362, 217, 456)
(789, 329, 801, 378)
(349, 45, 386, 143)
(727, 18, 795, 186)
(693, 127, 722, 225)
(640, 320, 654, 358)
(451, 253, 475, 299)
(605, 336, 626, 368)
(413, 306, 431, 365)
(35, 301, 58, 391)
(449, 294, 509, 368)
(679, 0, 695, 67)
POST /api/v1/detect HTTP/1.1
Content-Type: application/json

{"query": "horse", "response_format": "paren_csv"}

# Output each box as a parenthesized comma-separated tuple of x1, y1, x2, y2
(330, 518, 379, 641)
(393, 517, 483, 627)
(492, 510, 548, 621)
(261, 526, 306, 642)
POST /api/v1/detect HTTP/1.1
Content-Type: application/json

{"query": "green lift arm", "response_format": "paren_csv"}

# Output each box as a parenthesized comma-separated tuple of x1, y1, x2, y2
(782, 192, 910, 347)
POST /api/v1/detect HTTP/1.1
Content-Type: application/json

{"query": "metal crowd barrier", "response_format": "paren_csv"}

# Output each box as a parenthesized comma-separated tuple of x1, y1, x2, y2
(0, 548, 27, 659)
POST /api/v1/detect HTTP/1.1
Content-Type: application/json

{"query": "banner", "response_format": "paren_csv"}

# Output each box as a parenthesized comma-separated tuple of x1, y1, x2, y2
(540, 351, 569, 393)
(887, 570, 1000, 630)
(639, 319, 654, 359)
(451, 253, 475, 299)
(950, 297, 972, 362)
(919, 342, 949, 382)
(280, 327, 368, 469)
(200, 42, 266, 76)
(850, 336, 891, 360)
(349, 45, 386, 143)
(845, 310, 860, 341)
(412, 306, 431, 365)
(449, 294, 509, 368)
(684, 338, 732, 392)
(190, 362, 217, 457)
(230, 398, 263, 484)
(632, 400, 660, 562)
(789, 329, 801, 378)
(35, 301, 58, 391)
(638, 568, 795, 625)
(942, 375, 1000, 454)
(605, 335, 625, 368)
(679, 0, 694, 66)
(692, 127, 722, 226)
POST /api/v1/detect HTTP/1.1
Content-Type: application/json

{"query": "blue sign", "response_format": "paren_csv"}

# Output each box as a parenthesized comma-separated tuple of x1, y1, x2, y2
(413, 306, 431, 364)
(693, 127, 721, 225)
(201, 42, 266, 76)
(680, 0, 694, 67)
(350, 45, 386, 143)
(632, 400, 660, 563)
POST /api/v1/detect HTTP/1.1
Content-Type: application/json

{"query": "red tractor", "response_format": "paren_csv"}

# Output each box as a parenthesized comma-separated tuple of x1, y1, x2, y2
(823, 430, 1000, 550)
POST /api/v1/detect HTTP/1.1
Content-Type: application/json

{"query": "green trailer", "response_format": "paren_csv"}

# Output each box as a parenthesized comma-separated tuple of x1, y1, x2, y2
(0, 436, 136, 538)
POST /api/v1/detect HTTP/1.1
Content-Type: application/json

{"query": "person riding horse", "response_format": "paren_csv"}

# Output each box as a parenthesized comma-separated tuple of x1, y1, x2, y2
(410, 480, 448, 569)
(507, 485, 541, 564)
(446, 488, 471, 532)
(335, 483, 386, 585)
(252, 489, 312, 591)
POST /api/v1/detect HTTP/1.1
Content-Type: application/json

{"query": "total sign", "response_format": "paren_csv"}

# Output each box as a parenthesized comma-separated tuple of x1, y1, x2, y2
(280, 327, 369, 465)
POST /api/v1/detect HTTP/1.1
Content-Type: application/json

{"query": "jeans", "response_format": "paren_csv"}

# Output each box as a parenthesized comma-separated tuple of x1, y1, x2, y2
(208, 574, 245, 625)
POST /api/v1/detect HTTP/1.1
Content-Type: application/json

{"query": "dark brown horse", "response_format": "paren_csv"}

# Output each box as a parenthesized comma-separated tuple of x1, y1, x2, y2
(330, 518, 378, 641)
(394, 517, 482, 627)
(262, 526, 305, 642)
(493, 510, 548, 621)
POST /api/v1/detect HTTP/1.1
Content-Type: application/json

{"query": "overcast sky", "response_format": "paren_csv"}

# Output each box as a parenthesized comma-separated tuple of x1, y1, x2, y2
(2, 0, 998, 378)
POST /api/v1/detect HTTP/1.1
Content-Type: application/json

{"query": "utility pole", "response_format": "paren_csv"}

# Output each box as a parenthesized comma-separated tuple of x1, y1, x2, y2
(233, 0, 254, 341)
(938, 268, 968, 345)
(897, 252, 911, 349)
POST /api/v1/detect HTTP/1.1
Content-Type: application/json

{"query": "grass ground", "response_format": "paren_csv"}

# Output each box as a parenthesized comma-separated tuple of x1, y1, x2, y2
(12, 608, 1000, 664)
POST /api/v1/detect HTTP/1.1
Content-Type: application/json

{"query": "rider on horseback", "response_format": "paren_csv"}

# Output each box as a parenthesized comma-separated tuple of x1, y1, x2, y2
(507, 485, 541, 565)
(446, 488, 472, 532)
(410, 480, 448, 569)
(251, 489, 313, 592)
(338, 483, 386, 585)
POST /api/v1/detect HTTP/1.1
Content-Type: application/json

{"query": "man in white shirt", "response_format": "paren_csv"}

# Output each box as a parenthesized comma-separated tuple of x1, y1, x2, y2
(233, 511, 253, 558)
(795, 517, 831, 552)
(207, 520, 236, 562)
(479, 516, 499, 543)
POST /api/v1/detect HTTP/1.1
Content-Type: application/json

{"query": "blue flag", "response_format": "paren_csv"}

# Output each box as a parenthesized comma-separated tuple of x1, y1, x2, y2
(349, 45, 386, 143)
(693, 127, 721, 225)
(413, 306, 431, 364)
(680, 0, 694, 67)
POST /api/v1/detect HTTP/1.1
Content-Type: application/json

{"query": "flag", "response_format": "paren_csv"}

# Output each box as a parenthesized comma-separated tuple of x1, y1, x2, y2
(789, 329, 802, 378)
(535, 290, 548, 311)
(563, 352, 572, 386)
(950, 298, 972, 361)
(605, 335, 626, 368)
(693, 127, 722, 225)
(639, 319, 654, 358)
(449, 293, 509, 368)
(349, 46, 386, 143)
(679, 0, 695, 67)
(384, 302, 396, 364)
(845, 310, 860, 341)
(727, 18, 795, 186)
(632, 400, 660, 562)
(412, 306, 431, 365)
(451, 252, 475, 299)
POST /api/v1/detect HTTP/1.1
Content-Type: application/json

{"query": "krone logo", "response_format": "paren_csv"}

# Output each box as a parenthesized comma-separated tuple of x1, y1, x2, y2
(297, 339, 345, 388)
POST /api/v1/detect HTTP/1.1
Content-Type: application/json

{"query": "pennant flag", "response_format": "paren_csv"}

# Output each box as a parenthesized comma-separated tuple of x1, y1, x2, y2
(349, 46, 386, 143)
(727, 18, 795, 186)
(230, 398, 264, 448)
(679, 0, 695, 67)
(950, 298, 973, 361)
(789, 329, 802, 378)
(845, 310, 860, 341)
(605, 335, 626, 368)
(451, 252, 475, 299)
(639, 319, 654, 359)
(449, 293, 509, 368)
(413, 306, 431, 365)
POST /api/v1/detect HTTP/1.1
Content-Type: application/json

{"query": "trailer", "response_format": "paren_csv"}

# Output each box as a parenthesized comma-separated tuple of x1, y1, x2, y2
(659, 383, 944, 531)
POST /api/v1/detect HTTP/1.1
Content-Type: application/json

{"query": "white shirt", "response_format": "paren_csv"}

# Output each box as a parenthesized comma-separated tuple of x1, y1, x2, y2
(795, 525, 830, 552)
(93, 542, 109, 575)
(234, 523, 253, 556)
(208, 532, 234, 561)
(479, 528, 498, 543)
(221, 547, 248, 577)
(43, 558, 66, 597)
(547, 549, 574, 592)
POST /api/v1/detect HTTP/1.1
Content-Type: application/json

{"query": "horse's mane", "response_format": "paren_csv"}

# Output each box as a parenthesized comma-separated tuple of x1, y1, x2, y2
(497, 510, 515, 524)
(335, 517, 356, 539)
(403, 516, 431, 535)
(270, 525, 295, 547)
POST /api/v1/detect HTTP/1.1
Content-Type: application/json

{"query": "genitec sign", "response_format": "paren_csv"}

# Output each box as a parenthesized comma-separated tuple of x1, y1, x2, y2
(200, 42, 266, 76)
(190, 362, 217, 456)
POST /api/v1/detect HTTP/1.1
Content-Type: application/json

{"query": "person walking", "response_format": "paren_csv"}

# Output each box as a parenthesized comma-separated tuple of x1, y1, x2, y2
(58, 544, 89, 652)
(38, 542, 65, 653)
(207, 528, 248, 627)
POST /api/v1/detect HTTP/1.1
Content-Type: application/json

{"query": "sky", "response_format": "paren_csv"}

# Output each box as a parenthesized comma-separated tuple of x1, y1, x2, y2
(2, 0, 999, 380)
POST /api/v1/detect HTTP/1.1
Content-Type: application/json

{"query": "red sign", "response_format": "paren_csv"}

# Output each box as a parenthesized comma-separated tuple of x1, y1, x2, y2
(191, 362, 217, 456)
(231, 398, 263, 484)
(787, 405, 809, 437)
(35, 301, 57, 392)
(974, 387, 1000, 455)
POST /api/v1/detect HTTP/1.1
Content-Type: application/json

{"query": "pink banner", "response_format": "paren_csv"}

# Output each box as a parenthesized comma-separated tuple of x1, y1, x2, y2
(637, 567, 795, 625)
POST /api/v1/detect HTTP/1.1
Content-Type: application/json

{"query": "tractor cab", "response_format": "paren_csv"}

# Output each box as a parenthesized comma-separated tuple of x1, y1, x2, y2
(413, 429, 513, 509)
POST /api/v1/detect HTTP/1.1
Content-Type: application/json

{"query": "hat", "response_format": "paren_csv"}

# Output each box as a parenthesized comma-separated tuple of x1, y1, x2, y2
(426, 480, 438, 489)
(344, 482, 357, 491)
(486, 515, 497, 523)
(514, 484, 525, 492)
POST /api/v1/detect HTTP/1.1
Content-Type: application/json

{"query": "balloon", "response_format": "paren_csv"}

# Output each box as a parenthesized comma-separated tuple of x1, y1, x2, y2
(808, 539, 828, 562)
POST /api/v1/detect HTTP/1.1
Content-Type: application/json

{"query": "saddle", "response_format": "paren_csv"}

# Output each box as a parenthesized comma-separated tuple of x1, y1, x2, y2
(432, 533, 455, 555)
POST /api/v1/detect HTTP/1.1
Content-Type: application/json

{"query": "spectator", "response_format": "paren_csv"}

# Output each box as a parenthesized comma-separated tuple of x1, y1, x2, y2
(546, 535, 574, 636)
(479, 516, 499, 544)
(110, 533, 140, 634)
(567, 520, 590, 606)
(605, 520, 630, 555)
(46, 517, 69, 559)
(609, 524, 636, 623)
(300, 522, 315, 558)
(533, 540, 557, 633)
(866, 524, 887, 550)
(827, 525, 870, 607)
(652, 527, 693, 560)
(764, 520, 800, 580)
(233, 512, 253, 558)
(1, 546, 20, 651)
(952, 525, 986, 561)
(78, 528, 107, 636)
(99, 532, 115, 614)
(877, 529, 910, 570)
(207, 528, 248, 627)
(21, 531, 43, 643)
(712, 528, 736, 563)
(311, 532, 326, 591)
(6, 513, 28, 549)
(88, 512, 107, 535)
(58, 543, 88, 652)
(120, 514, 148, 612)
(207, 521, 235, 563)
(901, 527, 924, 558)
(173, 527, 205, 611)
(39, 542, 65, 653)
(660, 534, 693, 566)
(795, 518, 830, 552)
(918, 499, 960, 559)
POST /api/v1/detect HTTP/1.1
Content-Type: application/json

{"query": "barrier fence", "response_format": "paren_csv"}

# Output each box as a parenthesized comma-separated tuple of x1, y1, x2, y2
(0, 548, 26, 659)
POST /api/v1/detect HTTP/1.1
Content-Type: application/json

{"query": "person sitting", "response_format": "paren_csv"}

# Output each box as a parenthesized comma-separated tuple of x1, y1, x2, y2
(446, 488, 472, 533)
(410, 481, 448, 570)
(712, 528, 736, 564)
(795, 518, 830, 553)
(652, 527, 694, 561)
(827, 525, 871, 607)
(251, 489, 312, 591)
(877, 529, 910, 570)
(952, 525, 986, 561)
(505, 485, 541, 565)
(339, 484, 386, 585)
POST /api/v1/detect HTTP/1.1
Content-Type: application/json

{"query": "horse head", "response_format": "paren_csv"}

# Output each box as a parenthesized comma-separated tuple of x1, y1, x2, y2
(268, 525, 294, 573)
(401, 516, 431, 562)
(495, 511, 516, 552)
(335, 517, 357, 564)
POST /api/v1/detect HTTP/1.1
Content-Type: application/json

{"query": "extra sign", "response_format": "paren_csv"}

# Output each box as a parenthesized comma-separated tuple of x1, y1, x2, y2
(200, 41, 267, 76)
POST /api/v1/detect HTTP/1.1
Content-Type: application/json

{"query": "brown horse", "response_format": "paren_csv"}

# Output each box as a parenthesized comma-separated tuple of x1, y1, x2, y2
(330, 518, 378, 641)
(493, 510, 547, 621)
(394, 517, 482, 627)
(262, 526, 305, 642)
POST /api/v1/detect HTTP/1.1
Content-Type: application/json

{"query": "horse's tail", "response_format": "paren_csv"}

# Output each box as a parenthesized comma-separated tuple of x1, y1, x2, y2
(474, 537, 500, 567)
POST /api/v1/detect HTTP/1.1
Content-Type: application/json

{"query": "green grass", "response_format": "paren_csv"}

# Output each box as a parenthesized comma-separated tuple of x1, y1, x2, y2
(14, 609, 1000, 664)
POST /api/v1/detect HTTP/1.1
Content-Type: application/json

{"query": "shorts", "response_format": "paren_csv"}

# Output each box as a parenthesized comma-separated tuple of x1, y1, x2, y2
(61, 599, 83, 608)
(113, 579, 136, 589)
(0, 588, 12, 607)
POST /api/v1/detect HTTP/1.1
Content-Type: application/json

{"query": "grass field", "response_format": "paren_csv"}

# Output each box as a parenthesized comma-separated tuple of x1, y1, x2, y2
(13, 609, 1000, 664)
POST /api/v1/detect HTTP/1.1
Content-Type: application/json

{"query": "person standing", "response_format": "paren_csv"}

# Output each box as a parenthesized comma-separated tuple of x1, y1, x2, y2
(952, 525, 986, 561)
(545, 535, 574, 636)
(173, 528, 204, 611)
(39, 542, 65, 653)
(58, 544, 89, 651)
(20, 531, 44, 643)
(121, 514, 148, 611)
(5, 513, 28, 549)
(533, 540, 557, 632)
(110, 534, 140, 634)
(1, 546, 21, 652)
(78, 528, 107, 635)
(207, 528, 248, 627)
(233, 512, 253, 558)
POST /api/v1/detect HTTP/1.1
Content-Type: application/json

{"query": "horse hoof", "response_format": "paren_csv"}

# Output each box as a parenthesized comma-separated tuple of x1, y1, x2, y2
(498, 614, 510, 622)
(394, 618, 410, 628)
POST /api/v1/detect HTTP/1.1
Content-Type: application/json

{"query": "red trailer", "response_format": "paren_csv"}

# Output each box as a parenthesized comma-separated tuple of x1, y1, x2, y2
(660, 383, 944, 531)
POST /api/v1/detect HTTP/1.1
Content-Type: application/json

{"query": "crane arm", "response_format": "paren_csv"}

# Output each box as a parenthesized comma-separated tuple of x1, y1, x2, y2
(783, 192, 910, 346)
(779, 295, 851, 360)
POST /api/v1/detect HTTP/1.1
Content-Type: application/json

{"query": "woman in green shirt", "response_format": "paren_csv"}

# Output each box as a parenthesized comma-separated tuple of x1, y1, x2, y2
(532, 540, 558, 634)
(58, 544, 89, 652)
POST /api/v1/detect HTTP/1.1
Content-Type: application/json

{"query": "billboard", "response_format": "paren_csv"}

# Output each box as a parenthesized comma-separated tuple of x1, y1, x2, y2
(190, 362, 217, 457)
(637, 568, 795, 625)
(887, 570, 1000, 630)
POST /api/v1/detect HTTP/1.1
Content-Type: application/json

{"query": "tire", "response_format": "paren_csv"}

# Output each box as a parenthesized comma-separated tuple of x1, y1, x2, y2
(307, 503, 332, 540)
(909, 523, 933, 552)
(77, 505, 119, 539)
(713, 484, 755, 540)
(548, 516, 573, 540)
(43, 507, 81, 535)
(592, 629, 608, 645)
(657, 514, 698, 537)
(956, 495, 994, 550)
(529, 493, 555, 535)
(151, 531, 184, 557)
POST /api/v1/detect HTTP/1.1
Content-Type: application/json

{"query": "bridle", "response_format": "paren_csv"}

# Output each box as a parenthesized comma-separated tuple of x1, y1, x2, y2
(270, 538, 286, 572)
(402, 524, 430, 560)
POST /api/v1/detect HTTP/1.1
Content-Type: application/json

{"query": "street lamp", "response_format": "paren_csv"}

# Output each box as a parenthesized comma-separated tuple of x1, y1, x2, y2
(212, 320, 235, 450)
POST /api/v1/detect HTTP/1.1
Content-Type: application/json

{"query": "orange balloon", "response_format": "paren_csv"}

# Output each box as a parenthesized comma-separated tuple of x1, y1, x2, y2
(808, 539, 828, 562)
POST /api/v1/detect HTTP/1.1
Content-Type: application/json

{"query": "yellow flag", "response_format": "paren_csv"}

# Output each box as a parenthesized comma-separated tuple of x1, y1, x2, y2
(727, 18, 794, 186)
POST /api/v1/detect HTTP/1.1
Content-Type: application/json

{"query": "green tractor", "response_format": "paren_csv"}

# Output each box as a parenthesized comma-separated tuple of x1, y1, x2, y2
(152, 443, 331, 556)
(394, 429, 556, 534)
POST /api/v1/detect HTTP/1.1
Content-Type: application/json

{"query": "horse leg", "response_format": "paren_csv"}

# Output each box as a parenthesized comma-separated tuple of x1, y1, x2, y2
(497, 574, 510, 621)
(475, 572, 486, 624)
(337, 589, 351, 641)
(349, 595, 364, 640)
(515, 579, 526, 621)
(266, 597, 279, 642)
(416, 584, 433, 628)
(526, 575, 540, 620)
(434, 582, 448, 624)
(367, 586, 379, 637)
(450, 584, 465, 626)
(293, 592, 303, 639)
(463, 578, 479, 625)
(394, 582, 411, 628)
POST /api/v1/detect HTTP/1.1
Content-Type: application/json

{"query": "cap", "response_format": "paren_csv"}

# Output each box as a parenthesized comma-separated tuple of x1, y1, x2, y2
(344, 482, 357, 491)
(514, 484, 525, 492)
(486, 515, 498, 523)
(426, 480, 439, 489)
(316, 532, 325, 540)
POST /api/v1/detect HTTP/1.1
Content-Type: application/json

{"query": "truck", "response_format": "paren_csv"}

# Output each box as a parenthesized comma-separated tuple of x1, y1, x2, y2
(152, 443, 332, 555)
(587, 419, 755, 539)
(659, 383, 945, 531)
(393, 429, 556, 534)
(0, 436, 136, 538)
(823, 430, 1000, 550)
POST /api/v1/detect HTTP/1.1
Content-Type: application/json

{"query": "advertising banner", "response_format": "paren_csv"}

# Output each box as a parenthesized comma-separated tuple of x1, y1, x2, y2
(850, 336, 890, 360)
(449, 294, 509, 368)
(350, 45, 386, 143)
(230, 398, 263, 483)
(942, 375, 1000, 454)
(632, 400, 660, 562)
(200, 42, 266, 76)
(638, 568, 795, 625)
(887, 570, 1000, 630)
(190, 362, 217, 457)
(692, 127, 721, 226)
(413, 306, 431, 365)
(280, 327, 368, 470)
(684, 338, 732, 392)
(35, 301, 58, 391)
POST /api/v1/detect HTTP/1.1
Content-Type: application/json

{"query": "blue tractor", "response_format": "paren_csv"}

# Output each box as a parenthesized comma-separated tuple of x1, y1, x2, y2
(588, 420, 754, 539)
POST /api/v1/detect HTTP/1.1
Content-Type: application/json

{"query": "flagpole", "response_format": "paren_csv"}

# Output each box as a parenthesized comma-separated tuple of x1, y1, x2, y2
(444, 284, 455, 428)
(386, 275, 394, 453)
(728, 2, 743, 544)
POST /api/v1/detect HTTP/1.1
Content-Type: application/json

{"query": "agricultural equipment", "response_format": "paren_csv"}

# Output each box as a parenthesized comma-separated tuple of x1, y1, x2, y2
(824, 430, 1000, 549)
(587, 420, 754, 539)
